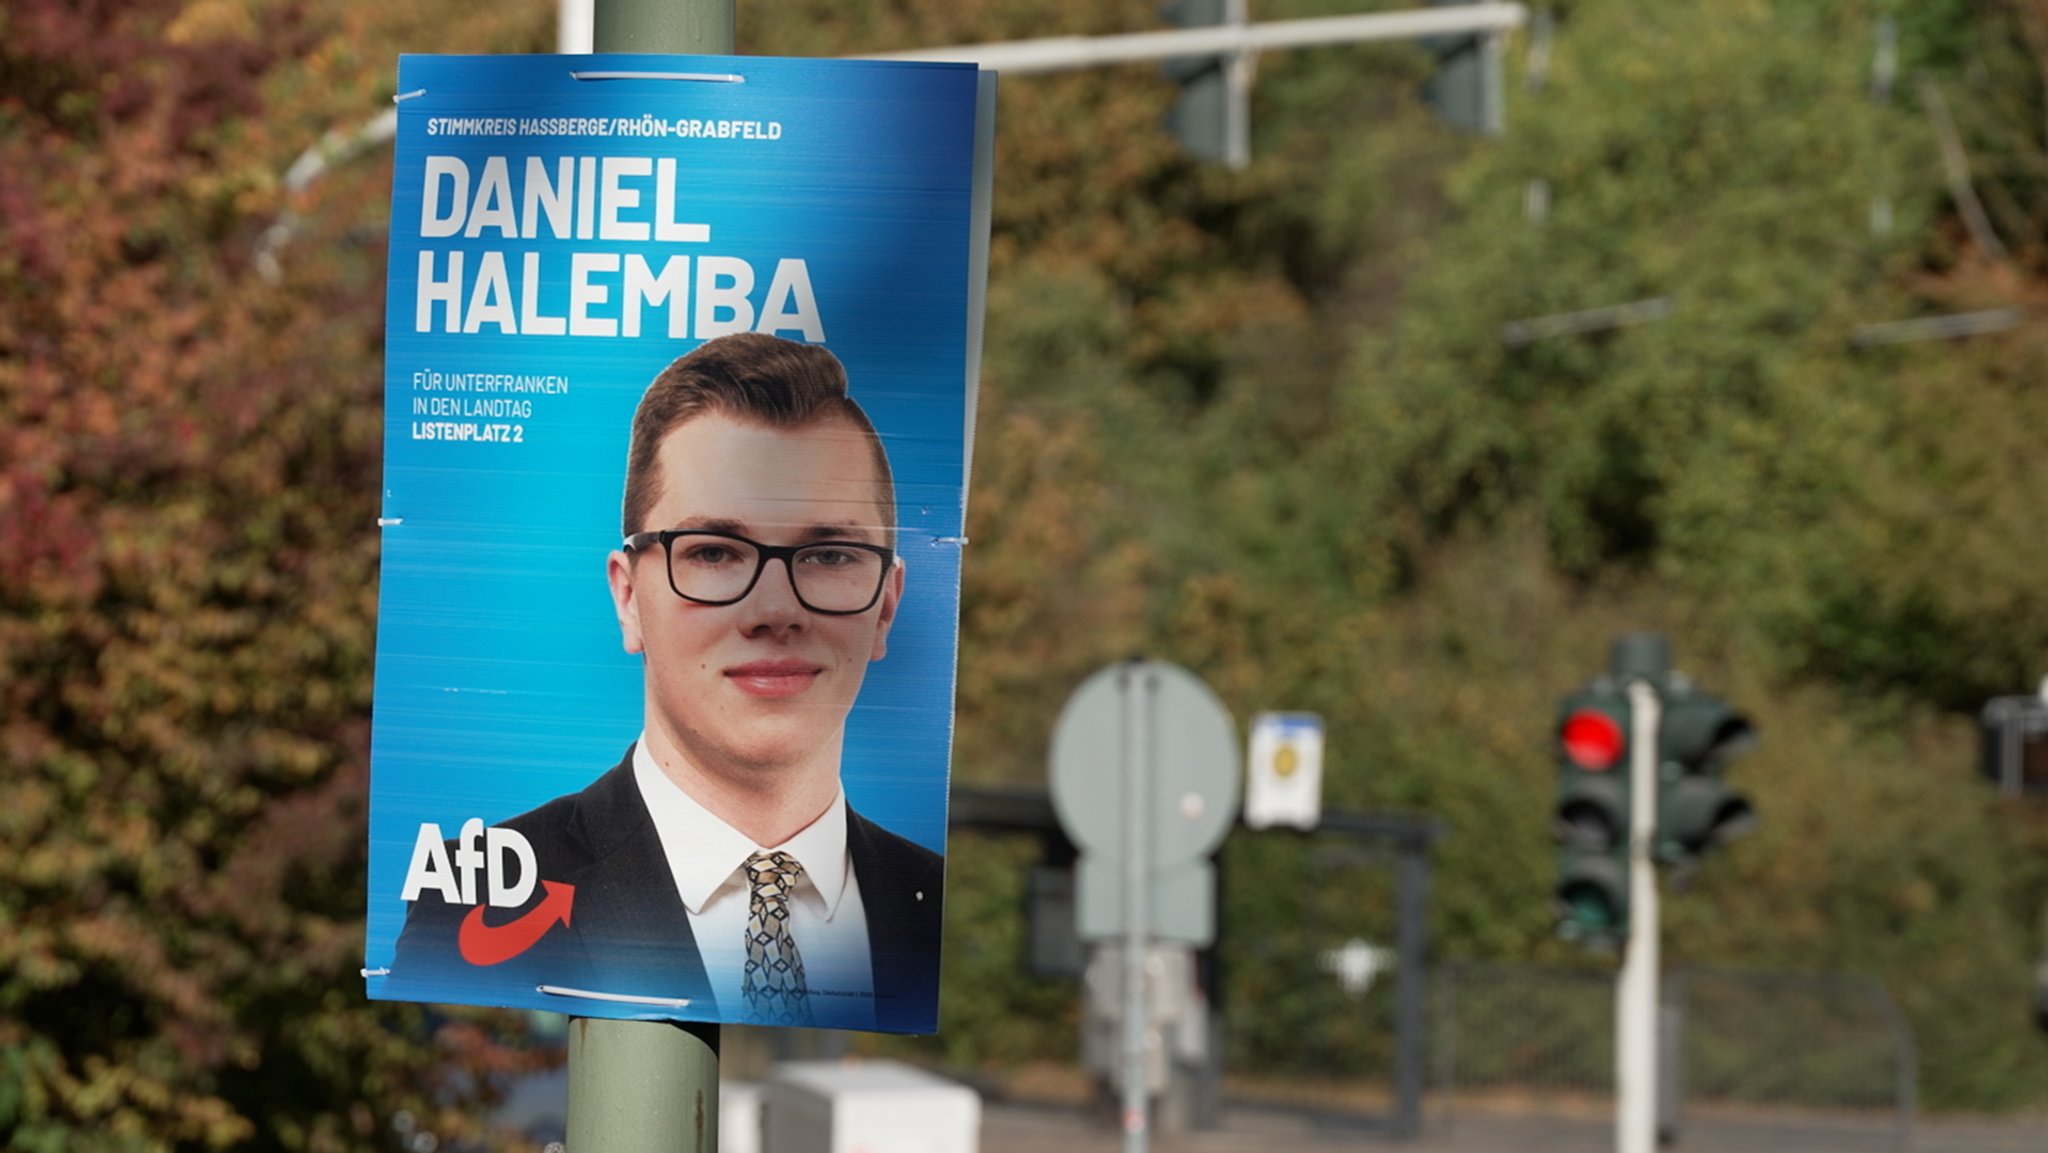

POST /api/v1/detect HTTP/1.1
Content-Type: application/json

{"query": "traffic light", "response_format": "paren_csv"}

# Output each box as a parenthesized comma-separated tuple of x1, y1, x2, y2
(1160, 0, 1249, 168)
(1419, 2, 1503, 134)
(2035, 949, 2048, 1033)
(1553, 680, 1632, 942)
(1654, 687, 1758, 867)
(1980, 691, 2048, 797)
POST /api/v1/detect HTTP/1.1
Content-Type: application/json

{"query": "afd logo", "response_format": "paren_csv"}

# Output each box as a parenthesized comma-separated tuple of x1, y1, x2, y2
(400, 819, 574, 967)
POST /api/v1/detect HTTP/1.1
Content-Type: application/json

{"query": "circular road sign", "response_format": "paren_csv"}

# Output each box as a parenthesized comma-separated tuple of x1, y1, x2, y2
(1048, 660, 1240, 870)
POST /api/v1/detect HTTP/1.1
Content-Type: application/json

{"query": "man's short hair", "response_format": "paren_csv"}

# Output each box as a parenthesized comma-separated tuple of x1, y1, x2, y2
(621, 333, 896, 544)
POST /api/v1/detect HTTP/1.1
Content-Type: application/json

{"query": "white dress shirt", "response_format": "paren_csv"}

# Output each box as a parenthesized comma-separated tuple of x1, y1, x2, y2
(632, 739, 875, 1027)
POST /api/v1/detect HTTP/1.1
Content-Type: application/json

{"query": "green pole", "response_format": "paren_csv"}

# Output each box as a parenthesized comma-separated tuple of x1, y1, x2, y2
(568, 1015, 722, 1153)
(571, 6, 732, 1149)
(594, 0, 734, 58)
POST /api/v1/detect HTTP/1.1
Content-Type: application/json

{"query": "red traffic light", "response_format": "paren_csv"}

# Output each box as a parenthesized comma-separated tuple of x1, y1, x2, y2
(1561, 709, 1626, 770)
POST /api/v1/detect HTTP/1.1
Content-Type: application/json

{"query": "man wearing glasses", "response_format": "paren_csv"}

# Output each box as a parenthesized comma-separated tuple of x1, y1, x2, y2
(393, 333, 942, 1032)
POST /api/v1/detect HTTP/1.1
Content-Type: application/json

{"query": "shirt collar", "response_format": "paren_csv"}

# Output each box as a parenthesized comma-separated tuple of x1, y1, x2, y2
(631, 737, 852, 918)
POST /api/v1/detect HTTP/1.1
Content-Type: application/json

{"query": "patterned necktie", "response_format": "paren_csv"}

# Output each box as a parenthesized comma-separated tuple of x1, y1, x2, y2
(742, 851, 813, 1025)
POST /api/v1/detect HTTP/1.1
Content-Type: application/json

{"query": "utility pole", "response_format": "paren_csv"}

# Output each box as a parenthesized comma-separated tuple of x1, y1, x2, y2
(569, 11, 731, 1151)
(1618, 676, 1661, 1153)
(594, 0, 732, 55)
(1609, 634, 1667, 1153)
(1119, 663, 1153, 1153)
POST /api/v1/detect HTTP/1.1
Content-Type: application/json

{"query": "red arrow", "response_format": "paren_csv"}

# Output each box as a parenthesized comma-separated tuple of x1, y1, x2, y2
(458, 881, 575, 966)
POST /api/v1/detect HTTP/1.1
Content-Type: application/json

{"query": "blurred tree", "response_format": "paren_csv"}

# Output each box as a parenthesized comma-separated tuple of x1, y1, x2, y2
(0, 0, 557, 1148)
(1294, 0, 2048, 1106)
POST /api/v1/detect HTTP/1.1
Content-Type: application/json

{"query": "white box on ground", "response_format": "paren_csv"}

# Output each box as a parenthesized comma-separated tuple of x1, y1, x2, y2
(722, 1081, 763, 1153)
(763, 1060, 981, 1153)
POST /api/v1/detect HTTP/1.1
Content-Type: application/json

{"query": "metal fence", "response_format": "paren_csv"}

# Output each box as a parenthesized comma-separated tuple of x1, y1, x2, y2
(1213, 828, 1434, 1136)
(1433, 962, 1917, 1150)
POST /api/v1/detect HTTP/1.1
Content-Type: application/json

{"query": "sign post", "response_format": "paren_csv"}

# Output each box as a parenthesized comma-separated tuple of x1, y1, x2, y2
(1119, 664, 1153, 1153)
(1051, 661, 1240, 1148)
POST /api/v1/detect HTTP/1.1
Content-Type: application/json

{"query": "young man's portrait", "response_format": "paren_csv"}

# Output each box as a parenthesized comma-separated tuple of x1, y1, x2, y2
(387, 334, 944, 1032)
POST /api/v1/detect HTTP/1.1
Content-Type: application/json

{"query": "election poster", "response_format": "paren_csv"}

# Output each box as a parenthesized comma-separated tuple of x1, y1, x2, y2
(362, 54, 993, 1035)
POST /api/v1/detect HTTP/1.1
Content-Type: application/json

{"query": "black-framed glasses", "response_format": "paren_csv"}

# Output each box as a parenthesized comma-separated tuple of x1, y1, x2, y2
(622, 530, 895, 615)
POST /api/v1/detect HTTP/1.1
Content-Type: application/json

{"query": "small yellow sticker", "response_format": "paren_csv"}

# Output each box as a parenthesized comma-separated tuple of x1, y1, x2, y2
(1273, 744, 1299, 778)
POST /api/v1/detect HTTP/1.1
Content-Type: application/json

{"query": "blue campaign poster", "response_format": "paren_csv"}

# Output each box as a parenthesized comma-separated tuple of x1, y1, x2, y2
(363, 54, 991, 1035)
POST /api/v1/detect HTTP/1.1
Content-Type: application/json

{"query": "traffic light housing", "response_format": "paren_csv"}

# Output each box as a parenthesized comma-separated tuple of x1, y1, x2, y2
(1553, 681, 1632, 942)
(1654, 687, 1758, 866)
(1552, 635, 1760, 945)
(1160, 0, 1248, 167)
(1419, 1, 1503, 134)
(1980, 692, 2048, 797)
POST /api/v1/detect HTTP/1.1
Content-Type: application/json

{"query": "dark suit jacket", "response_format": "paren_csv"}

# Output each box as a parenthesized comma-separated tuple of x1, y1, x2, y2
(387, 747, 945, 1033)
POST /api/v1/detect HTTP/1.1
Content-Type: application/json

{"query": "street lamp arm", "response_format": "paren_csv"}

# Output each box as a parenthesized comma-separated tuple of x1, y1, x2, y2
(858, 5, 1529, 74)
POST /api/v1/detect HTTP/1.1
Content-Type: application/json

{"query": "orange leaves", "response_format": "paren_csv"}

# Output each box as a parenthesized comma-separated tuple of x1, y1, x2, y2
(0, 1, 465, 1146)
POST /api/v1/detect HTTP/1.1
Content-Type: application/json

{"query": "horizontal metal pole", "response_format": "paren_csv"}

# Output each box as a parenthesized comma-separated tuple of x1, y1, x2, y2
(948, 784, 1442, 849)
(263, 4, 1527, 277)
(1851, 306, 2021, 347)
(859, 4, 1528, 73)
(1500, 296, 1673, 346)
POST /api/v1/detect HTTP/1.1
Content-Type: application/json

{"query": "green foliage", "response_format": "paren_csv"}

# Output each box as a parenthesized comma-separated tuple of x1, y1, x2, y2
(921, 834, 1081, 1067)
(0, 0, 559, 1148)
(799, 0, 2048, 1113)
(1218, 833, 1402, 1080)
(887, 0, 2048, 1112)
